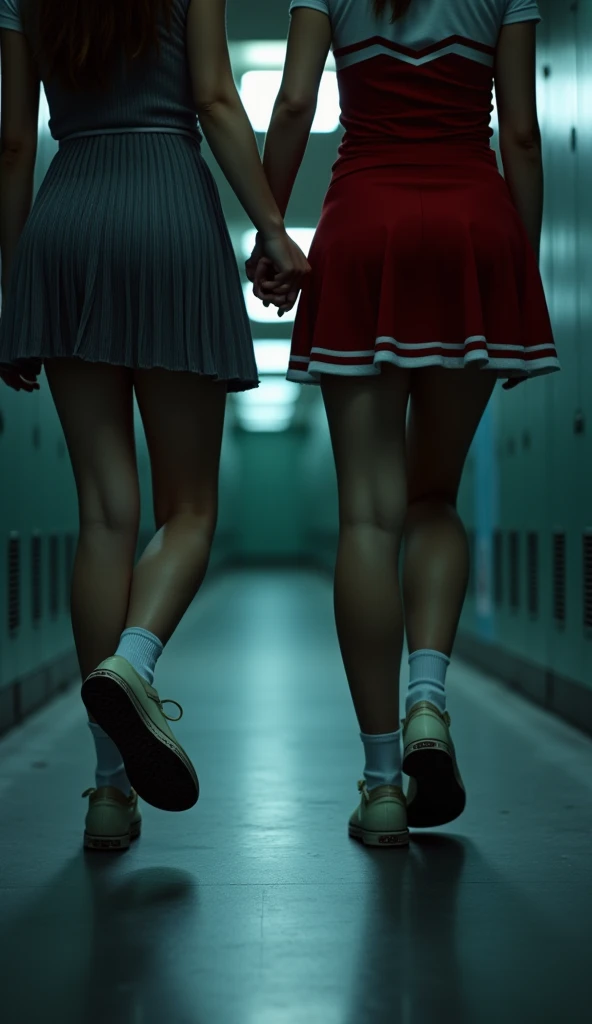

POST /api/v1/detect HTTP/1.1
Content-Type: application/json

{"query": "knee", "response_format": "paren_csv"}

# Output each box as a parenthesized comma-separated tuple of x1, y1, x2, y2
(404, 494, 462, 535)
(154, 501, 218, 540)
(407, 491, 458, 511)
(341, 499, 407, 536)
(79, 492, 141, 539)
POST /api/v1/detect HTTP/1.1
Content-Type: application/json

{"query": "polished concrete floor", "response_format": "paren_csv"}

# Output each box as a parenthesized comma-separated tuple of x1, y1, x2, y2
(1, 567, 591, 1024)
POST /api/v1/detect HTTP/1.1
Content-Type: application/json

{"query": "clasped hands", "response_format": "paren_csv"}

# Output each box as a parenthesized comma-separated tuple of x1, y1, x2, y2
(245, 230, 311, 317)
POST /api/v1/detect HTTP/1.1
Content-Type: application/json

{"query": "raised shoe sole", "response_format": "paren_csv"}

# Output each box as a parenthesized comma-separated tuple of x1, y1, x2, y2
(402, 744, 466, 827)
(82, 669, 199, 813)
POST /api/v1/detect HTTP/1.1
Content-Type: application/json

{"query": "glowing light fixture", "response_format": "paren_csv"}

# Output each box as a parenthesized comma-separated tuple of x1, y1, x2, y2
(235, 405, 295, 432)
(239, 71, 340, 134)
(233, 375, 299, 432)
(235, 378, 299, 407)
(229, 41, 336, 73)
(253, 340, 292, 375)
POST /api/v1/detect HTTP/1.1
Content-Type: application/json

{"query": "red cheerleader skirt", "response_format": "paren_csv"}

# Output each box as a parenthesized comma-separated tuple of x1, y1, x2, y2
(287, 142, 560, 392)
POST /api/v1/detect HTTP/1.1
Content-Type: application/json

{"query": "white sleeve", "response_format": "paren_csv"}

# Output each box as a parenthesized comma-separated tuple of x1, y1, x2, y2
(0, 0, 23, 32)
(503, 0, 542, 26)
(289, 1, 330, 17)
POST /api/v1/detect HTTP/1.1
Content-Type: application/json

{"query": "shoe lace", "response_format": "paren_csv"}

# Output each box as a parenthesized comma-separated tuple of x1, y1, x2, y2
(140, 680, 184, 722)
(146, 693, 184, 722)
(81, 786, 135, 800)
(356, 778, 405, 802)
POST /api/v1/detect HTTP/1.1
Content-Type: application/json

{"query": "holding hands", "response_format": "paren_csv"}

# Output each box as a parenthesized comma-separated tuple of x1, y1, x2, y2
(245, 229, 311, 317)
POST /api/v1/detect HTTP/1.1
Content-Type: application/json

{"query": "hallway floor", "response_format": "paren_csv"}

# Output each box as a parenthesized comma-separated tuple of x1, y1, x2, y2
(1, 568, 591, 1023)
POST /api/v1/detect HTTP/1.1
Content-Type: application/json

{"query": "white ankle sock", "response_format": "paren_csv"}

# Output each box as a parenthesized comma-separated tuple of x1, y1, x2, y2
(88, 720, 131, 796)
(360, 729, 402, 791)
(114, 627, 164, 686)
(406, 649, 450, 716)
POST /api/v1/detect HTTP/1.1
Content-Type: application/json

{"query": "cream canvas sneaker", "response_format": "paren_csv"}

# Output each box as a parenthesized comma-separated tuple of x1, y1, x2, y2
(82, 785, 142, 851)
(402, 701, 466, 828)
(82, 655, 198, 812)
(348, 779, 409, 847)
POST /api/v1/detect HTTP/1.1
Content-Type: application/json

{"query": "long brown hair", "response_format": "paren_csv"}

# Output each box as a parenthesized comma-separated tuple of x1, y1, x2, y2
(21, 0, 174, 93)
(372, 0, 415, 24)
(20, 0, 414, 95)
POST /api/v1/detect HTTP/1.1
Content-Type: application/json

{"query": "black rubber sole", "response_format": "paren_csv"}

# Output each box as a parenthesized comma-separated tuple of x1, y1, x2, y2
(403, 748, 466, 828)
(82, 673, 199, 813)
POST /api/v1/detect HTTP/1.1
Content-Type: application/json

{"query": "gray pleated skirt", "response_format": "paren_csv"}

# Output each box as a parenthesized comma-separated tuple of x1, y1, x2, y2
(0, 130, 259, 392)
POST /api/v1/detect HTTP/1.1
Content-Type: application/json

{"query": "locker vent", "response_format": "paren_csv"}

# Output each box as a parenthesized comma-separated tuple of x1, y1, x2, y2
(65, 533, 75, 609)
(493, 529, 503, 607)
(8, 533, 20, 635)
(583, 533, 592, 631)
(553, 532, 566, 625)
(527, 532, 538, 617)
(509, 531, 519, 610)
(49, 534, 59, 618)
(31, 532, 42, 625)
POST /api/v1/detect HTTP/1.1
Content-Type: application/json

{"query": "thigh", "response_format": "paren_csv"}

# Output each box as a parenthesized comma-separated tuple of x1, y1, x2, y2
(320, 365, 412, 529)
(132, 369, 227, 529)
(44, 359, 140, 531)
(406, 367, 497, 506)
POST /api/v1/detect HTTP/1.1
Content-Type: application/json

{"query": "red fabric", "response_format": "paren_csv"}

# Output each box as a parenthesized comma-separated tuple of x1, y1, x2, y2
(288, 141, 558, 389)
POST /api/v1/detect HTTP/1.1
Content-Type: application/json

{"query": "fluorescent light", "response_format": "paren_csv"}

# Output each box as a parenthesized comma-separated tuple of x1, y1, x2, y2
(239, 420, 291, 433)
(241, 227, 316, 262)
(232, 42, 290, 68)
(236, 405, 295, 431)
(253, 340, 292, 374)
(239, 71, 340, 133)
(228, 41, 336, 73)
(243, 282, 299, 323)
(235, 378, 299, 407)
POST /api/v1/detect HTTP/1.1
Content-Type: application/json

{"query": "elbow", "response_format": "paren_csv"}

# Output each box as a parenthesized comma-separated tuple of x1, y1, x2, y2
(499, 127, 542, 150)
(194, 84, 240, 116)
(0, 140, 37, 161)
(194, 95, 231, 116)
(275, 94, 317, 118)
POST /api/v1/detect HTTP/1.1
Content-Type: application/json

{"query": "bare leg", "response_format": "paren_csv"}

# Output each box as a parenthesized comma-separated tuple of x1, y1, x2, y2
(126, 368, 226, 642)
(44, 361, 140, 710)
(44, 361, 226, 694)
(320, 365, 411, 735)
(403, 366, 497, 655)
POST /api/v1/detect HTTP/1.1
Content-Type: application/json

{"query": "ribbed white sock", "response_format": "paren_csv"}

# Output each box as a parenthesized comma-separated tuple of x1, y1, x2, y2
(360, 729, 402, 791)
(88, 720, 131, 796)
(406, 649, 450, 716)
(114, 627, 164, 686)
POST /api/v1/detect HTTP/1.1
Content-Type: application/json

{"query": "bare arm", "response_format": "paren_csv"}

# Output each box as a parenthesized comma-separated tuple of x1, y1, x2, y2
(197, 97, 285, 239)
(499, 137, 544, 263)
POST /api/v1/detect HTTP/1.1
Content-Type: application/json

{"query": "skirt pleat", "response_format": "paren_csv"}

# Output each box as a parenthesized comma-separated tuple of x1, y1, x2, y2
(288, 150, 561, 391)
(0, 132, 259, 392)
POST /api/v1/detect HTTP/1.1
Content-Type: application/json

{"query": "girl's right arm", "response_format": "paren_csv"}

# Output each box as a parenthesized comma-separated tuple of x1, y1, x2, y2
(188, 0, 290, 243)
